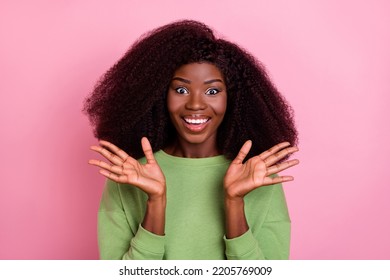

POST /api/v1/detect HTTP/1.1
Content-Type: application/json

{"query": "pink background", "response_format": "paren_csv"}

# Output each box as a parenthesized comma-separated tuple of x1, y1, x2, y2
(1, 0, 389, 259)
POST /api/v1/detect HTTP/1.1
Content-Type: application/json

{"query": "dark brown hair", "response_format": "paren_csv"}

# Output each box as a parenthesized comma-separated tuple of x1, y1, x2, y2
(83, 20, 298, 160)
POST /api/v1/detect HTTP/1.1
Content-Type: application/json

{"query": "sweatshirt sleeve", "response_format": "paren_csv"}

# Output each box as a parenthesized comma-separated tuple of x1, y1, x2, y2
(224, 183, 291, 260)
(98, 179, 165, 260)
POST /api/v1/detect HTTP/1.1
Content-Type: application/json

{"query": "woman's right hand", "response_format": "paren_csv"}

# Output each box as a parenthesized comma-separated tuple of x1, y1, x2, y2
(89, 137, 166, 200)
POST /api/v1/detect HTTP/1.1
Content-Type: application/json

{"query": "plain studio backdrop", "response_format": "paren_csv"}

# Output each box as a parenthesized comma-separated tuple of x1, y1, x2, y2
(0, 0, 389, 259)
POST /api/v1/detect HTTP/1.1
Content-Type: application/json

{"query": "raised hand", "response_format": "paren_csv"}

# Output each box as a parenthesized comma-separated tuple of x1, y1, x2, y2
(89, 137, 166, 200)
(224, 140, 299, 200)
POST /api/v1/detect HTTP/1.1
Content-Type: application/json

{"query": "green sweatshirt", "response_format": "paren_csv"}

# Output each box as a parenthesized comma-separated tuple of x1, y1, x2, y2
(98, 150, 291, 260)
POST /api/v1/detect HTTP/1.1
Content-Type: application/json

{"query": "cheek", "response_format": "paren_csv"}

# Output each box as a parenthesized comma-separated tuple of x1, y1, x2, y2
(166, 92, 180, 114)
(214, 97, 227, 116)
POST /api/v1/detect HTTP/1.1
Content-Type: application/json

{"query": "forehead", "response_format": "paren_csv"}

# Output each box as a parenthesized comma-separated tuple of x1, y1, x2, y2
(172, 63, 224, 81)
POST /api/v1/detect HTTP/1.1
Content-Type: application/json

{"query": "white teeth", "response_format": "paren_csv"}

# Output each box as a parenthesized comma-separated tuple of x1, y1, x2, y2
(184, 118, 209, 124)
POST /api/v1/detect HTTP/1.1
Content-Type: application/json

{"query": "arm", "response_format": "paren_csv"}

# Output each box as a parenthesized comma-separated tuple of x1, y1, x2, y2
(98, 180, 166, 260)
(224, 183, 291, 259)
(90, 137, 166, 259)
(223, 141, 298, 259)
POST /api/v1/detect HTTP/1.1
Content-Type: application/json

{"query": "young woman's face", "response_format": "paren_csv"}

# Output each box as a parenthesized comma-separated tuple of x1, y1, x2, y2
(167, 62, 227, 153)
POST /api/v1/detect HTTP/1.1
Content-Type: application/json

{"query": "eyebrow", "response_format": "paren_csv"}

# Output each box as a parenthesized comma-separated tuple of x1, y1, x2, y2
(171, 77, 224, 84)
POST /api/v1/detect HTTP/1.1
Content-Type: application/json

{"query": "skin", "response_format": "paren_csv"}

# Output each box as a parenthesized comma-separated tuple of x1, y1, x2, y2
(164, 62, 227, 158)
(88, 62, 299, 239)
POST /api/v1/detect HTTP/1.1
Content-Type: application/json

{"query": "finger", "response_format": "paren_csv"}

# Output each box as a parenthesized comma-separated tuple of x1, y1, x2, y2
(264, 146, 299, 167)
(141, 137, 156, 164)
(232, 140, 252, 164)
(259, 142, 291, 161)
(88, 159, 124, 175)
(90, 145, 124, 166)
(99, 140, 130, 161)
(266, 159, 300, 176)
(262, 175, 294, 186)
(98, 169, 128, 184)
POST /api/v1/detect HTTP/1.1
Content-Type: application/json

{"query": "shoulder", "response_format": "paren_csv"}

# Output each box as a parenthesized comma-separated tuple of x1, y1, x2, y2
(245, 182, 282, 206)
(245, 179, 290, 221)
(100, 179, 147, 212)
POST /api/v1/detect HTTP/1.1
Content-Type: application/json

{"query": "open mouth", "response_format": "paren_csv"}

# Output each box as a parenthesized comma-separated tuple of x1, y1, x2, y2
(183, 117, 210, 125)
(182, 117, 210, 132)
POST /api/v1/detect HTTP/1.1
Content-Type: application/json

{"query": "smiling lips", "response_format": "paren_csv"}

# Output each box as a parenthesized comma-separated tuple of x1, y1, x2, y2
(182, 116, 210, 132)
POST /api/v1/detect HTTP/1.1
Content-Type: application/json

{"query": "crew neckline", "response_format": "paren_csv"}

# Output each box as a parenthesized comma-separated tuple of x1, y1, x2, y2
(155, 149, 230, 166)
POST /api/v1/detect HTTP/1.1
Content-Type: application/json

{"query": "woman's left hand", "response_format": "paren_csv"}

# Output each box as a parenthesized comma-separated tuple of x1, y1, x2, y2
(224, 140, 299, 200)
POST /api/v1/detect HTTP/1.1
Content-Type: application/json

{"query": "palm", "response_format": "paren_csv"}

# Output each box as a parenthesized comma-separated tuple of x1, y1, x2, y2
(89, 137, 166, 198)
(224, 140, 299, 199)
(224, 156, 267, 198)
(122, 157, 165, 196)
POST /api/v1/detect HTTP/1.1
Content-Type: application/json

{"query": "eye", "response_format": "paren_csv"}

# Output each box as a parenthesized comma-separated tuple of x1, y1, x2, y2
(206, 88, 220, 95)
(175, 87, 189, 95)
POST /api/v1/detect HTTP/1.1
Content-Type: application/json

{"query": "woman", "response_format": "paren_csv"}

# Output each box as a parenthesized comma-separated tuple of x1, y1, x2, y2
(84, 20, 299, 260)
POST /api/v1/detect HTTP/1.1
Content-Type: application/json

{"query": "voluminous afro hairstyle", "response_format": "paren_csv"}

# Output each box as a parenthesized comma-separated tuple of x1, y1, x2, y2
(83, 20, 298, 160)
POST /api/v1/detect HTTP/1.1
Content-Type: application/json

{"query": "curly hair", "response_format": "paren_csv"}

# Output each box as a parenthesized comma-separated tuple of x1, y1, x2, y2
(83, 20, 298, 160)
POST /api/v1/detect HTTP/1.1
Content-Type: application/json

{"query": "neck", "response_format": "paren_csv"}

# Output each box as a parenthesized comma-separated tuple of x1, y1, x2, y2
(164, 139, 220, 158)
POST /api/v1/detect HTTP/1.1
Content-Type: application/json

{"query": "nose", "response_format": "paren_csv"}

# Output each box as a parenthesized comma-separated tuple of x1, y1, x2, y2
(185, 92, 207, 111)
